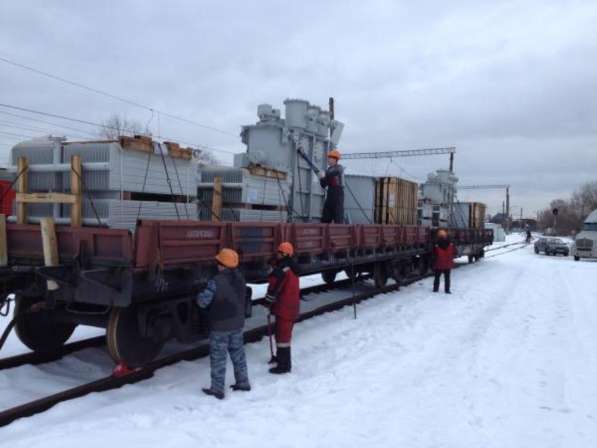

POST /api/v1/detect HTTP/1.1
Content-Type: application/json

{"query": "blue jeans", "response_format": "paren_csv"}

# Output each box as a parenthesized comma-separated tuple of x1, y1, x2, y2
(209, 329, 249, 393)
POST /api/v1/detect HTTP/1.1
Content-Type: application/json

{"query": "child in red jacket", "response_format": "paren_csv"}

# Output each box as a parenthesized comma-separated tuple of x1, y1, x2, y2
(433, 229, 456, 294)
(265, 242, 300, 374)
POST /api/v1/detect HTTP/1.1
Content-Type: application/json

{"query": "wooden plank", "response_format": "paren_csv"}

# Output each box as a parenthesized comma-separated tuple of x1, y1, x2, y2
(247, 164, 288, 180)
(389, 178, 397, 224)
(165, 141, 193, 161)
(70, 155, 82, 227)
(16, 192, 77, 204)
(119, 135, 153, 154)
(40, 217, 59, 291)
(16, 157, 28, 225)
(382, 177, 389, 224)
(211, 176, 222, 222)
(374, 179, 380, 223)
(0, 214, 6, 267)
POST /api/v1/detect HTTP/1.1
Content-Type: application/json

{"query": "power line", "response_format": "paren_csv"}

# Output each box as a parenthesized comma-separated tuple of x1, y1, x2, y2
(0, 55, 238, 138)
(0, 103, 239, 155)
(0, 130, 36, 139)
(0, 119, 89, 138)
(0, 110, 97, 138)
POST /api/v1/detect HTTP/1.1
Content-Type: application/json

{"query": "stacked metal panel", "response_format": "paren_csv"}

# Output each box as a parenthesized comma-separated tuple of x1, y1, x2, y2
(198, 167, 290, 207)
(8, 136, 196, 231)
(197, 166, 290, 222)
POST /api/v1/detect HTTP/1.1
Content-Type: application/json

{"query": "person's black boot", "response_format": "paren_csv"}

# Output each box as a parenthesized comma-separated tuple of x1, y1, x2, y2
(269, 347, 290, 374)
(202, 387, 224, 399)
(230, 383, 251, 392)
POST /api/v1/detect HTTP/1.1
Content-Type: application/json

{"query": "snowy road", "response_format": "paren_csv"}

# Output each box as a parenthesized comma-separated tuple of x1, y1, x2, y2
(1, 243, 596, 447)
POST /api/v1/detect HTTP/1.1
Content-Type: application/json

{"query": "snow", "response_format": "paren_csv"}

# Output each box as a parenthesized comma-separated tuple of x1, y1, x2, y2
(1, 238, 596, 447)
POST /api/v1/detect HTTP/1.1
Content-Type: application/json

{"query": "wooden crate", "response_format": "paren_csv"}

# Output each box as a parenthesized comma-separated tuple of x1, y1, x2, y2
(375, 177, 418, 225)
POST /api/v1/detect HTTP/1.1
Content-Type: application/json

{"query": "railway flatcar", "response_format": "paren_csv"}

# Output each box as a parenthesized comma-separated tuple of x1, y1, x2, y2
(0, 219, 492, 367)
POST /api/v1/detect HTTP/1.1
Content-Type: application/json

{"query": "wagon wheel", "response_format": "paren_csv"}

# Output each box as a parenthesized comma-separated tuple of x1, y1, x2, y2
(373, 263, 388, 289)
(106, 305, 165, 368)
(14, 294, 76, 353)
(321, 270, 337, 285)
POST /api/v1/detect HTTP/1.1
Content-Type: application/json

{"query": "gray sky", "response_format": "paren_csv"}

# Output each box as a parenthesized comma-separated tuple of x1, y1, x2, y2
(1, 0, 596, 216)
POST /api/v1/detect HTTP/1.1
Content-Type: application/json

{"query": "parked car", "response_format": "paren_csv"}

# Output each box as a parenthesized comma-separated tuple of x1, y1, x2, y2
(571, 209, 597, 261)
(534, 237, 570, 256)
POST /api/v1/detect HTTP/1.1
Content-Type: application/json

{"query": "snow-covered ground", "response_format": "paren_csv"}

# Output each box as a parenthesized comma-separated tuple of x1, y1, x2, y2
(1, 238, 596, 447)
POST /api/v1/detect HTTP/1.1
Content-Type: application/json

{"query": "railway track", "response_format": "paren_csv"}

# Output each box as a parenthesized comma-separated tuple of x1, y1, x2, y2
(0, 245, 525, 427)
(0, 276, 363, 373)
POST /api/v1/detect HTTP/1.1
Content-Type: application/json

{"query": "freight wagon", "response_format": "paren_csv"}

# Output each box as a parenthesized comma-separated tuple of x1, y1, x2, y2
(0, 219, 492, 367)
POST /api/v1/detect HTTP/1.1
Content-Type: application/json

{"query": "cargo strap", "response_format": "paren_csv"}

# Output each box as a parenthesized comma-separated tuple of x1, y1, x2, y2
(154, 142, 181, 220)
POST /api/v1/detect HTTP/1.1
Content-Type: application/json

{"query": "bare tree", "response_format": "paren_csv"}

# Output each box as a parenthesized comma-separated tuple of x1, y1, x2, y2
(537, 180, 597, 234)
(194, 148, 219, 166)
(99, 114, 148, 139)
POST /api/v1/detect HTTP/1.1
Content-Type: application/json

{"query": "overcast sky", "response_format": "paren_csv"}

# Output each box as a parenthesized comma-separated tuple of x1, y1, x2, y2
(1, 0, 596, 216)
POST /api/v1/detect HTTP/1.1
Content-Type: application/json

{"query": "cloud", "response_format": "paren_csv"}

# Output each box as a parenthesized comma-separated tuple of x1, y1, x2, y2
(0, 0, 595, 215)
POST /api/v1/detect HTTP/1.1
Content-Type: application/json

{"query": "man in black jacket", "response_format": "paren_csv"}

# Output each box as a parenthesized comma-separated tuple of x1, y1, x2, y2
(319, 149, 345, 223)
(197, 248, 250, 399)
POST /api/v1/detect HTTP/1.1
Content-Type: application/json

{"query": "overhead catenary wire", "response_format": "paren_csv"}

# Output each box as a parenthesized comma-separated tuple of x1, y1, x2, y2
(0, 103, 239, 156)
(0, 130, 35, 139)
(0, 109, 98, 138)
(0, 120, 91, 140)
(0, 55, 238, 138)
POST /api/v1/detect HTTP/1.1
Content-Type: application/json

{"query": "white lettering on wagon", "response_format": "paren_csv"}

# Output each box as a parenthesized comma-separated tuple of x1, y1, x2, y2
(186, 230, 217, 239)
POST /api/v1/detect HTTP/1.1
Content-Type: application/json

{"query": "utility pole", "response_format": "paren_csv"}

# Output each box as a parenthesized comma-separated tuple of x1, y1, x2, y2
(506, 186, 510, 232)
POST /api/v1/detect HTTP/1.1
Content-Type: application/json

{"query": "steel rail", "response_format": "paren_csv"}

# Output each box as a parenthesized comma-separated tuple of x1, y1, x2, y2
(0, 246, 518, 427)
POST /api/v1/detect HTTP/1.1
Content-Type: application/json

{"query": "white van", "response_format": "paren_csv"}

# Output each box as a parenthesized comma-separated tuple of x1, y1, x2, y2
(572, 209, 597, 261)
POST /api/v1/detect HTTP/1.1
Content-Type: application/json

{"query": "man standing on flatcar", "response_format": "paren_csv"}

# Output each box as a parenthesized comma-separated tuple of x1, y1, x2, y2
(196, 248, 250, 399)
(432, 229, 456, 294)
(319, 149, 345, 223)
(265, 242, 300, 374)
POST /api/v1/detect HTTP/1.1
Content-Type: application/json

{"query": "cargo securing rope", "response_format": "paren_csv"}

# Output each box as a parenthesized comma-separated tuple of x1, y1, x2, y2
(296, 153, 307, 221)
(167, 153, 190, 219)
(135, 151, 153, 222)
(275, 176, 299, 222)
(155, 142, 181, 220)
(70, 162, 102, 226)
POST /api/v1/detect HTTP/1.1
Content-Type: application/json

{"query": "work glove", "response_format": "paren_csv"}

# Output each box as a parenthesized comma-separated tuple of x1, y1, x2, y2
(318, 171, 325, 179)
(265, 293, 277, 304)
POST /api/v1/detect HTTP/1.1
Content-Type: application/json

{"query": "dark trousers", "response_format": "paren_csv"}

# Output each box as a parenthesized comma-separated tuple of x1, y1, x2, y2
(433, 269, 451, 292)
(321, 188, 344, 223)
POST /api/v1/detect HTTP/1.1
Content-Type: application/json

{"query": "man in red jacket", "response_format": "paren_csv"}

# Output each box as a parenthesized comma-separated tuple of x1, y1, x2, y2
(265, 242, 300, 374)
(433, 229, 456, 294)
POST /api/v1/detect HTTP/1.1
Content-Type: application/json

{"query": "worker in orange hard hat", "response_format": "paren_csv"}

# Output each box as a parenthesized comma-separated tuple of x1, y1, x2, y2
(196, 248, 250, 399)
(432, 229, 456, 294)
(265, 242, 300, 374)
(319, 148, 345, 223)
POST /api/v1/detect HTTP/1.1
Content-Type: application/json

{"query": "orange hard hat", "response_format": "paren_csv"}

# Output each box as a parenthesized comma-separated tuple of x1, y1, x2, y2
(437, 229, 448, 238)
(278, 242, 294, 256)
(327, 149, 341, 160)
(215, 248, 239, 268)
